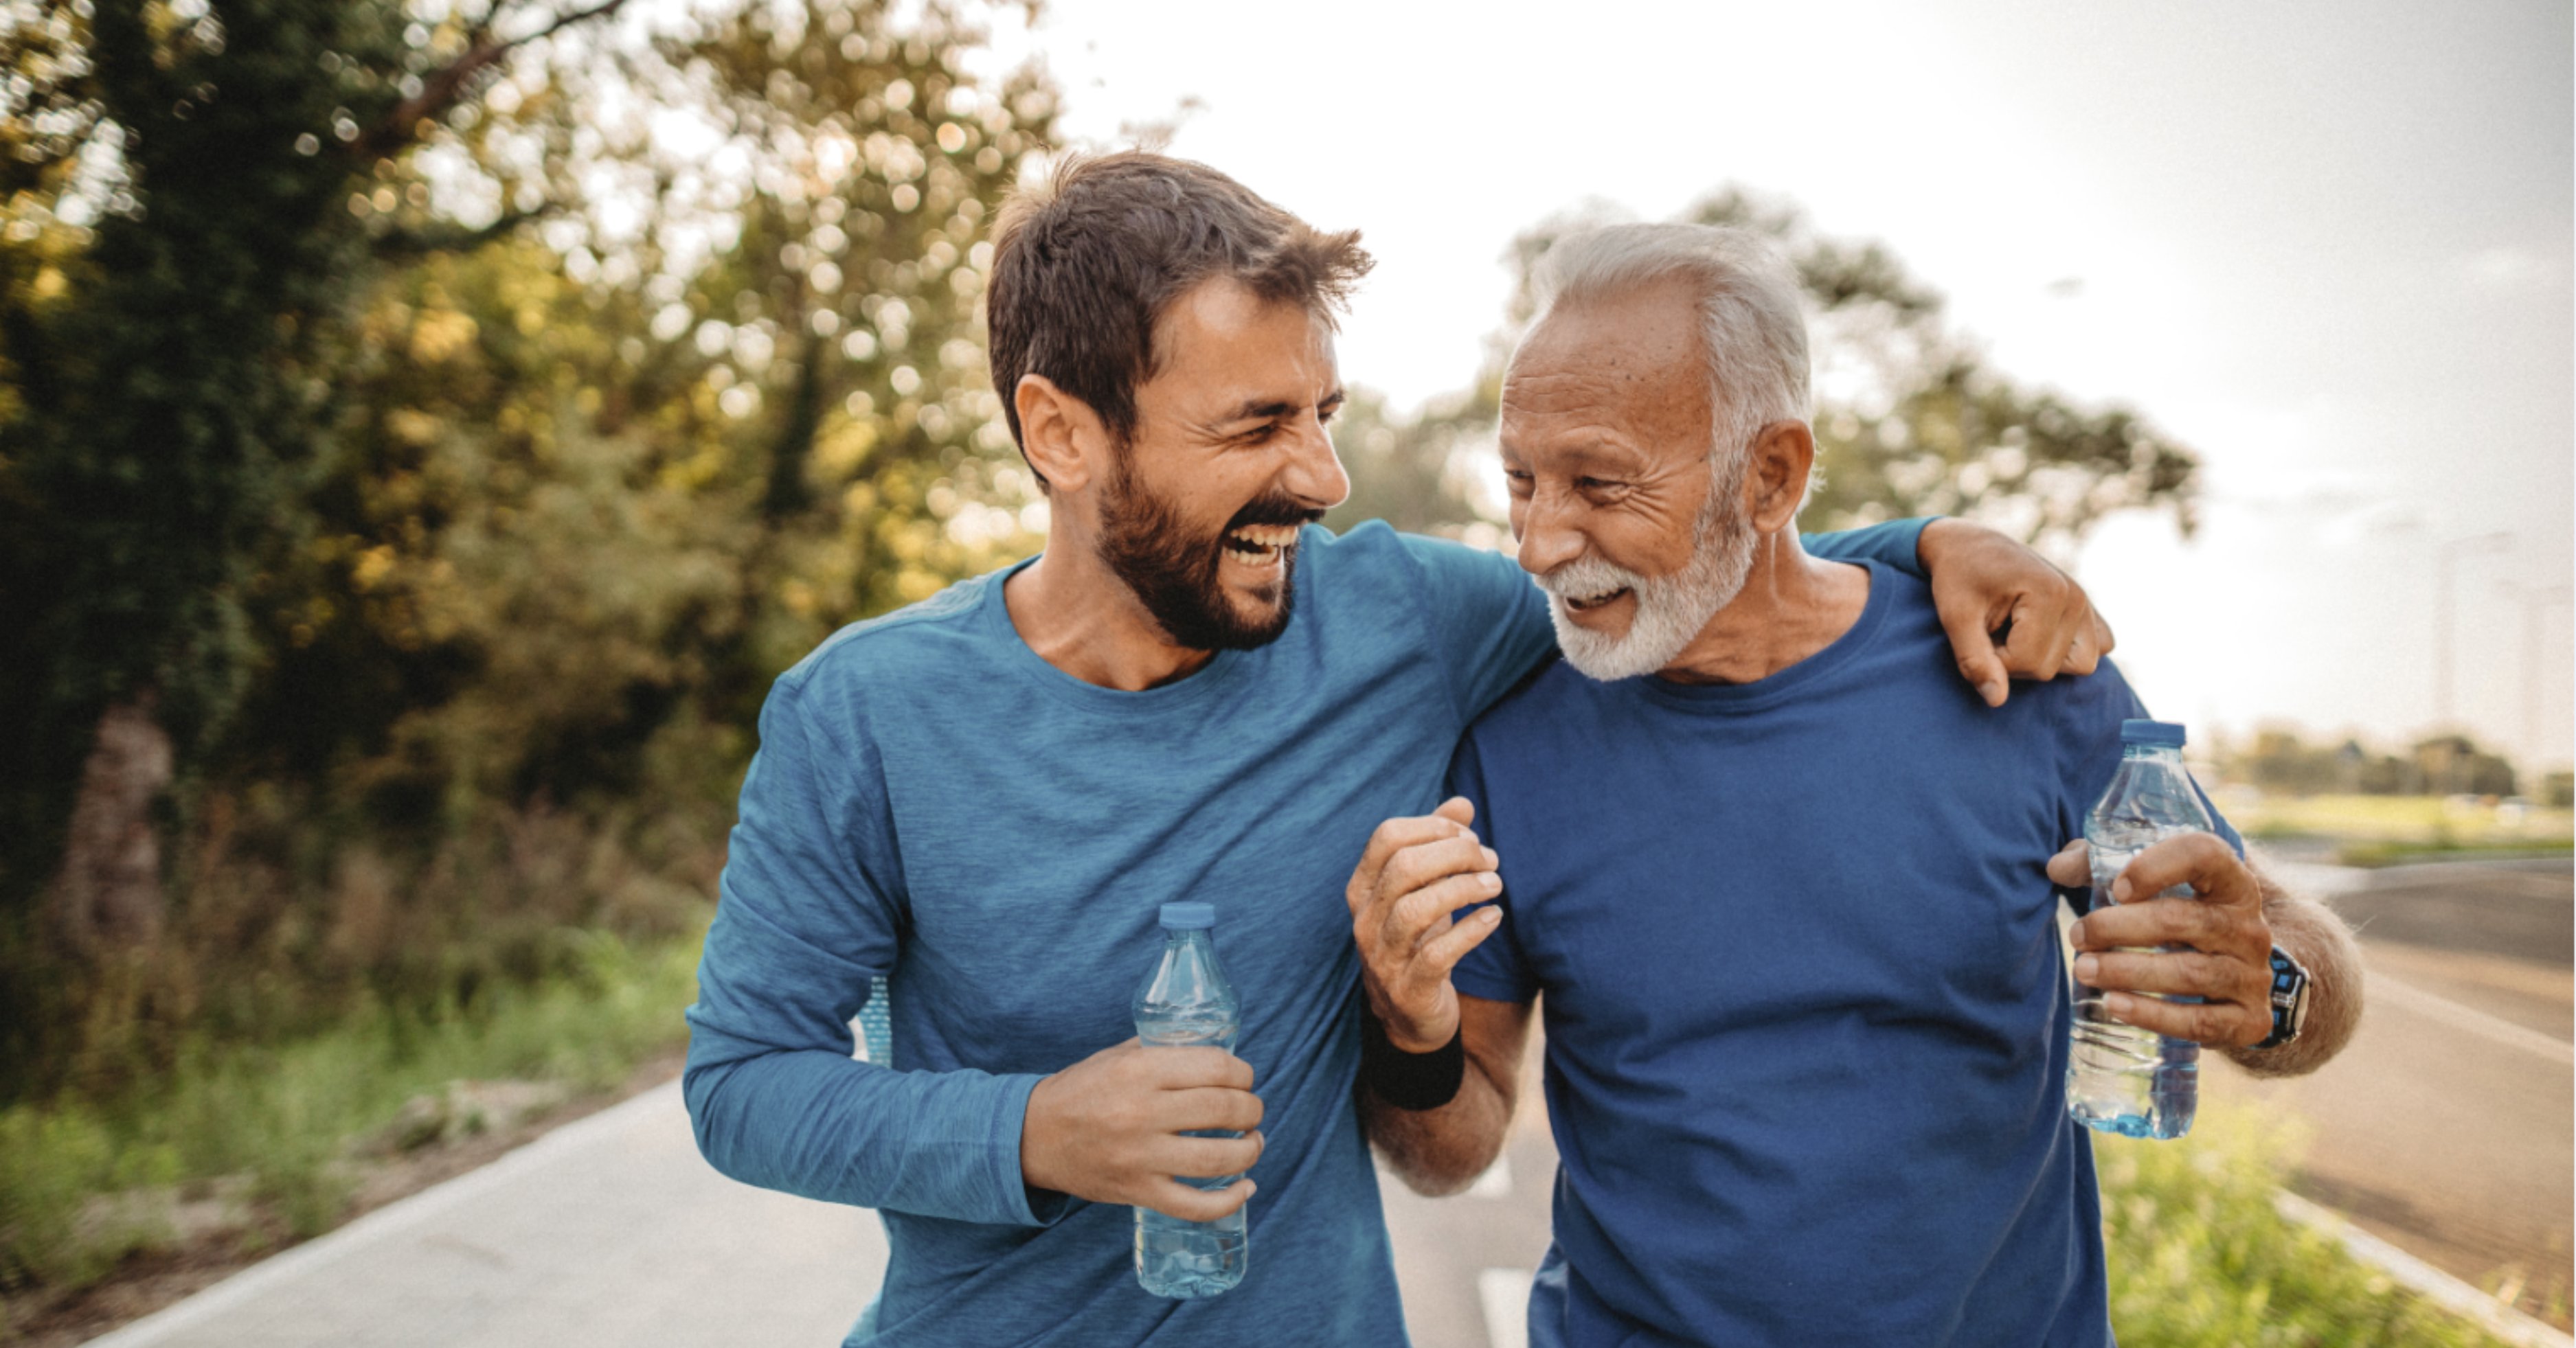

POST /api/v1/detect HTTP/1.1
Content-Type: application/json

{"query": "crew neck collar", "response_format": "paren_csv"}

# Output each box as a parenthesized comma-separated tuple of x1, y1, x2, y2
(1631, 560, 1890, 714)
(980, 553, 1255, 713)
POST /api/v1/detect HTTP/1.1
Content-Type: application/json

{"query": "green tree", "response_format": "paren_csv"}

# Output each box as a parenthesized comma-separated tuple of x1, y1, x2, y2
(0, 0, 1058, 1101)
(236, 0, 1057, 823)
(0, 0, 640, 1097)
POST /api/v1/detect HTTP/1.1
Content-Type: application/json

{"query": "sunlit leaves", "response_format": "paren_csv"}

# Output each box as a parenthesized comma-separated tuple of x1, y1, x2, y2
(229, 0, 1058, 810)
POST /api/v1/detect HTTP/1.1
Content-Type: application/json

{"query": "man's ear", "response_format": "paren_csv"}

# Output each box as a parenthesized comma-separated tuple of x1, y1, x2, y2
(1740, 420, 1816, 534)
(1015, 374, 1112, 494)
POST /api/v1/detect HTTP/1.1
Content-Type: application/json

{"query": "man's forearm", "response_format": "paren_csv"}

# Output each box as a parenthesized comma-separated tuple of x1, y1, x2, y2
(1357, 994, 1535, 1195)
(683, 1033, 1058, 1226)
(2224, 863, 2364, 1078)
(1360, 1060, 1515, 1198)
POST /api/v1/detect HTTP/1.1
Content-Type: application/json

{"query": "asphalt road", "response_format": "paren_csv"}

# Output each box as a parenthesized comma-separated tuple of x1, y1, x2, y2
(2235, 856, 2573, 1326)
(81, 857, 2572, 1347)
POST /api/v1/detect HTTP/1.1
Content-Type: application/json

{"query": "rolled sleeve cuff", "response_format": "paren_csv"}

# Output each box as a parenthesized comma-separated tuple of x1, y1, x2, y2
(986, 1072, 1073, 1228)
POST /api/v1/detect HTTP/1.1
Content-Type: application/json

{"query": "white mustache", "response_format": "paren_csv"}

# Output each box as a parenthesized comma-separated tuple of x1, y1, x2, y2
(1533, 554, 1649, 603)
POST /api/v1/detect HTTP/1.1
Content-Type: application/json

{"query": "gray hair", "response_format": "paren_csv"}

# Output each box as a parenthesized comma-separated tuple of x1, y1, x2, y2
(1526, 222, 1811, 464)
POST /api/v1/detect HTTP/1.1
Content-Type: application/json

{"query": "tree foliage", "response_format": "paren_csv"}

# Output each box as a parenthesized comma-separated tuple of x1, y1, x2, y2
(0, 0, 1057, 1103)
(2222, 727, 2520, 799)
(237, 0, 1056, 821)
(1326, 188, 2202, 558)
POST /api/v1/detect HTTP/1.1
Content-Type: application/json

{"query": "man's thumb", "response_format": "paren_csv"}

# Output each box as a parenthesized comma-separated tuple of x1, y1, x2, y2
(1434, 796, 1477, 828)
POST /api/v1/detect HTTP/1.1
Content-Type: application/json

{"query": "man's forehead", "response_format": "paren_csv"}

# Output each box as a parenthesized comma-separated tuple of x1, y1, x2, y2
(1513, 283, 1702, 379)
(1502, 300, 1708, 464)
(1142, 277, 1340, 415)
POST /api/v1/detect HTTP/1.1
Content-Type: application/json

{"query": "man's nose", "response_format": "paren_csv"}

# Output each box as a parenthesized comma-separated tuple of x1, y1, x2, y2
(1281, 413, 1351, 511)
(1515, 489, 1585, 577)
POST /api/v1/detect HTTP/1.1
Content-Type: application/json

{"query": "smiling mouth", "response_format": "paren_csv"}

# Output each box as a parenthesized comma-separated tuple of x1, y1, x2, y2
(1560, 586, 1632, 613)
(1223, 523, 1301, 566)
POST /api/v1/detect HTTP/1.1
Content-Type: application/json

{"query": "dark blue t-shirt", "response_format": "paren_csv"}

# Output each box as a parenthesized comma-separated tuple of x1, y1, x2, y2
(1449, 562, 2239, 1348)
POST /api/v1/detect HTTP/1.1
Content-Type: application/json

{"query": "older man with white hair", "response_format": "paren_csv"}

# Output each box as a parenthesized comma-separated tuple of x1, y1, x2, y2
(1343, 223, 2361, 1347)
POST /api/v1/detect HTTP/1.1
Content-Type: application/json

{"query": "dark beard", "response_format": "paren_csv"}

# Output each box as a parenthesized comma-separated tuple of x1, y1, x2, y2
(1096, 454, 1319, 652)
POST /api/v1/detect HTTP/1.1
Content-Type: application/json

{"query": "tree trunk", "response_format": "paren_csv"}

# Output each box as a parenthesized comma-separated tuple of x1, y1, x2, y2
(49, 696, 173, 954)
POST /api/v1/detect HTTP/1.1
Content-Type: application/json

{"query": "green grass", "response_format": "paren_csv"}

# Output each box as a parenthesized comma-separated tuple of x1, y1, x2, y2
(2099, 1101, 2525, 1347)
(2232, 793, 2575, 849)
(0, 926, 703, 1296)
(2334, 837, 2575, 868)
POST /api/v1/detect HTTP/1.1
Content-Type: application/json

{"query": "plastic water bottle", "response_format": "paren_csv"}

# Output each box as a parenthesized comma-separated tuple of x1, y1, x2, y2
(2066, 719, 2213, 1141)
(1132, 901, 1247, 1298)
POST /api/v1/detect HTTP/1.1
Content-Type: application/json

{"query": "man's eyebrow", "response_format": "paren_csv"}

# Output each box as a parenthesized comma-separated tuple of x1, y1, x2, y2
(1210, 388, 1344, 426)
(1512, 437, 1649, 472)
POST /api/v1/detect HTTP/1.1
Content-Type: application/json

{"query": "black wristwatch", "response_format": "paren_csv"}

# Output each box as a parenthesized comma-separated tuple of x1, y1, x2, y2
(2254, 945, 2312, 1051)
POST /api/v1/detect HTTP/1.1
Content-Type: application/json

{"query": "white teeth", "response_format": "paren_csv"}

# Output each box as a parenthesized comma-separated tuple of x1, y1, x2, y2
(1226, 523, 1299, 551)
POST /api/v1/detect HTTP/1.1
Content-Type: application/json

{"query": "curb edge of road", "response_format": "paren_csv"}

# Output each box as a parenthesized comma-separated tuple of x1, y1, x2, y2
(2276, 1191, 2575, 1348)
(76, 1081, 687, 1348)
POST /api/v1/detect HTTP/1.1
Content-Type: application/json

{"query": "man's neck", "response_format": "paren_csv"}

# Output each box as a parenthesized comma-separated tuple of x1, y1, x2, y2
(1003, 523, 1216, 692)
(1656, 530, 1872, 685)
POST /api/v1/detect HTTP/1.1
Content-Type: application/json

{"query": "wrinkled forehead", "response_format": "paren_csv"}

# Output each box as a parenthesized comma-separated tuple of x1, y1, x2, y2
(1501, 293, 1712, 466)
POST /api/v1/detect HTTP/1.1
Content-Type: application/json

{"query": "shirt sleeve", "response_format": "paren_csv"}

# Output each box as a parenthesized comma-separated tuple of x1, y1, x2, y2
(1444, 731, 1540, 1005)
(1396, 533, 1557, 726)
(682, 673, 1063, 1228)
(1803, 517, 1933, 576)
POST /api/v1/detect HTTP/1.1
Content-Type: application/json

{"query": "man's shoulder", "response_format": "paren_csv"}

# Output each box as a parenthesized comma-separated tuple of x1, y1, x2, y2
(1304, 519, 1524, 597)
(778, 568, 1008, 698)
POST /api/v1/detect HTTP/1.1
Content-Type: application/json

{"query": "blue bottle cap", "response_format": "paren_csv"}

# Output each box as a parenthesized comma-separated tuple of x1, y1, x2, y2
(2119, 719, 2187, 748)
(1158, 902, 1215, 930)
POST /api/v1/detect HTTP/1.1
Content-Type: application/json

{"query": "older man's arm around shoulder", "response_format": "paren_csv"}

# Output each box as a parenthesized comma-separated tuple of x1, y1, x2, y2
(1345, 797, 1537, 1194)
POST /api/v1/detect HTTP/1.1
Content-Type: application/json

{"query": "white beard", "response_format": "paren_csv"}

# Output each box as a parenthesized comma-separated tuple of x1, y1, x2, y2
(1534, 472, 1759, 682)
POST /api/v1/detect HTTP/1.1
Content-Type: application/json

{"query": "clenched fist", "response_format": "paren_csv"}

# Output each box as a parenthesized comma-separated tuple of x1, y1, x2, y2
(1020, 1038, 1265, 1222)
(1346, 797, 1507, 1054)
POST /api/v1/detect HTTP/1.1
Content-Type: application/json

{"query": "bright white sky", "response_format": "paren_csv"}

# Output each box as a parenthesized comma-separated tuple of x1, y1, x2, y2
(981, 0, 2573, 773)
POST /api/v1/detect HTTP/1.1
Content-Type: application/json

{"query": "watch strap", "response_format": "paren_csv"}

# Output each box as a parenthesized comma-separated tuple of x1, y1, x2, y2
(2254, 944, 2309, 1051)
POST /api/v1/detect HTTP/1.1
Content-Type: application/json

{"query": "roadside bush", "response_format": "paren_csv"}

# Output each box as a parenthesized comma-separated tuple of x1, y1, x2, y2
(2101, 1102, 2521, 1347)
(0, 928, 703, 1307)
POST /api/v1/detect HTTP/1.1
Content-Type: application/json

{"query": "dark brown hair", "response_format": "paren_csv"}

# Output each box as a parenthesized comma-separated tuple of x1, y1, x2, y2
(986, 152, 1372, 485)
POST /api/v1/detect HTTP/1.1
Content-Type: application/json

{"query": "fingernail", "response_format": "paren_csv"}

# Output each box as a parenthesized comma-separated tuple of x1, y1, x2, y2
(1481, 905, 1503, 922)
(1481, 847, 1500, 868)
(2066, 919, 2085, 946)
(2104, 993, 2131, 1018)
(2072, 955, 2099, 982)
(1980, 680, 2006, 705)
(1479, 872, 1502, 892)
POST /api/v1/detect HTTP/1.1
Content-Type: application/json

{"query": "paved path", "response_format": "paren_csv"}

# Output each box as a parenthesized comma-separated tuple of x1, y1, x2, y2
(83, 1083, 890, 1348)
(84, 857, 2571, 1347)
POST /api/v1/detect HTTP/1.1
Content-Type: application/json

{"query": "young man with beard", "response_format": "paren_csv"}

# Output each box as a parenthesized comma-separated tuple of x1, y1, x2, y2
(683, 156, 2117, 1345)
(1347, 224, 2360, 1347)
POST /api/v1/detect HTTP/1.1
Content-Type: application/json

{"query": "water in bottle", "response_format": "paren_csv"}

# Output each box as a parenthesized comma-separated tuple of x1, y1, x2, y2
(1133, 901, 1247, 1298)
(2066, 719, 2213, 1141)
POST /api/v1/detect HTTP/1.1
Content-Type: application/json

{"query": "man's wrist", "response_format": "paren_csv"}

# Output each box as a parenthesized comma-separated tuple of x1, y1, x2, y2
(1360, 1009, 1466, 1111)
